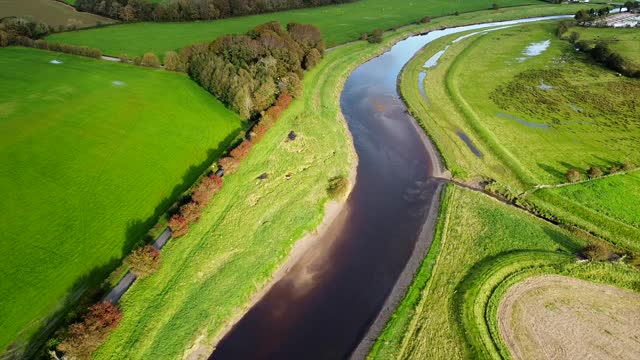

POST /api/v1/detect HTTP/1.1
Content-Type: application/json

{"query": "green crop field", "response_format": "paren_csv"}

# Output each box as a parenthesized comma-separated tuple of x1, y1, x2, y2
(571, 26, 640, 67)
(401, 21, 640, 189)
(45, 0, 545, 57)
(0, 0, 114, 28)
(0, 46, 242, 355)
(369, 186, 640, 359)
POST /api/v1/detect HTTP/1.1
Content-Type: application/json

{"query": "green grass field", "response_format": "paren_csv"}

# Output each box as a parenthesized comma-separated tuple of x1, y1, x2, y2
(0, 46, 242, 355)
(0, 0, 114, 28)
(571, 26, 640, 68)
(402, 21, 640, 190)
(526, 171, 640, 251)
(45, 0, 545, 57)
(369, 186, 640, 359)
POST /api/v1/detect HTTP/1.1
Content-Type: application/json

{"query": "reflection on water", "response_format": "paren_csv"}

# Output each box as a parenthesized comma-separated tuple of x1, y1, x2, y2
(457, 131, 483, 158)
(516, 39, 551, 62)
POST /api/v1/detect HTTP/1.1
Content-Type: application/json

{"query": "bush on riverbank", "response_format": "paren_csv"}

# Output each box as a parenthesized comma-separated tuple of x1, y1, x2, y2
(57, 302, 122, 359)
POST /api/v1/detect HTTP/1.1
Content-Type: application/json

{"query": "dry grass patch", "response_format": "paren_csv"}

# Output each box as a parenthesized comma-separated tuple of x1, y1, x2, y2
(498, 275, 640, 360)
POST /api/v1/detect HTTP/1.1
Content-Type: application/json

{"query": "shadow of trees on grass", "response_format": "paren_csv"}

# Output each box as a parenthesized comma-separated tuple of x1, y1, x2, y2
(7, 129, 241, 359)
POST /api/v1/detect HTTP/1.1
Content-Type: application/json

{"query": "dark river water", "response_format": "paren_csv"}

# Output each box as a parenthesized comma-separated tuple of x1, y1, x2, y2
(211, 15, 568, 360)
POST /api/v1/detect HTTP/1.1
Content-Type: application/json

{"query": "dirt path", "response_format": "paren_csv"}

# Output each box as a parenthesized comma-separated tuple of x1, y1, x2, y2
(498, 275, 640, 360)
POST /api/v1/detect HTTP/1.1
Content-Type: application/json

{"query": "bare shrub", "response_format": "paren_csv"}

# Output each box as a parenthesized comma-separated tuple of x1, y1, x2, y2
(582, 242, 612, 261)
(587, 166, 603, 179)
(565, 168, 582, 183)
(141, 52, 161, 68)
(327, 176, 350, 199)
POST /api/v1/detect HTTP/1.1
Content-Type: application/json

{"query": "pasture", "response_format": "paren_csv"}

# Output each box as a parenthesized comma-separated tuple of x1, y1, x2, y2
(0, 0, 114, 29)
(402, 21, 640, 189)
(45, 0, 546, 57)
(369, 186, 640, 359)
(0, 46, 241, 355)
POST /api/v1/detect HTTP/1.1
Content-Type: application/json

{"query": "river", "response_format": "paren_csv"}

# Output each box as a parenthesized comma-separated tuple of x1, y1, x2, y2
(211, 15, 569, 360)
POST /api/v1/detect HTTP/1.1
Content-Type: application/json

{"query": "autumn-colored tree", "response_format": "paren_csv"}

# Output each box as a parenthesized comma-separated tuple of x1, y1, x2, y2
(230, 140, 253, 161)
(119, 4, 136, 22)
(168, 214, 188, 238)
(304, 48, 322, 69)
(180, 201, 202, 224)
(125, 245, 161, 278)
(57, 302, 122, 359)
(565, 168, 582, 183)
(192, 175, 224, 206)
(163, 51, 182, 71)
(587, 166, 603, 179)
(219, 157, 239, 174)
(141, 52, 161, 68)
(368, 29, 384, 44)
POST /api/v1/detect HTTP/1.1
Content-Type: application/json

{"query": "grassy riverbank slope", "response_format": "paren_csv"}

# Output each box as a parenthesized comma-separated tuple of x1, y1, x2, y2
(0, 46, 241, 355)
(369, 186, 640, 359)
(87, 6, 597, 359)
(46, 0, 553, 57)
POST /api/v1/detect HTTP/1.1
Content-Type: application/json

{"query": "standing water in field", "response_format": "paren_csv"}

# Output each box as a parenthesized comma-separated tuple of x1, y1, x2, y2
(516, 39, 551, 62)
(212, 15, 570, 360)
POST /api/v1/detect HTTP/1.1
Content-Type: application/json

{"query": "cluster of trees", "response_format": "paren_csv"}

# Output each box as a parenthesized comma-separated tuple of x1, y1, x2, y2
(361, 28, 383, 43)
(57, 302, 122, 359)
(74, 0, 355, 22)
(0, 17, 50, 38)
(168, 173, 224, 237)
(565, 161, 635, 183)
(574, 7, 611, 23)
(187, 22, 322, 118)
(0, 17, 103, 58)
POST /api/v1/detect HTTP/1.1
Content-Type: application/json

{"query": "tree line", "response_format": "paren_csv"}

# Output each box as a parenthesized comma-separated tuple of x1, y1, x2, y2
(185, 21, 323, 119)
(74, 0, 356, 22)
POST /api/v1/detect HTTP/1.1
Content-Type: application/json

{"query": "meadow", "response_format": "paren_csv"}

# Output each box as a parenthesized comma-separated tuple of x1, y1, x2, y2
(571, 26, 640, 67)
(0, 46, 242, 355)
(527, 171, 640, 251)
(369, 186, 640, 359)
(402, 21, 640, 190)
(0, 0, 114, 28)
(84, 7, 598, 358)
(45, 0, 545, 57)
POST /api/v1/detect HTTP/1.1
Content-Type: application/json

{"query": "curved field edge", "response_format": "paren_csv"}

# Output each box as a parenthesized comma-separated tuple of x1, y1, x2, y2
(486, 262, 640, 359)
(369, 185, 640, 360)
(46, 3, 591, 58)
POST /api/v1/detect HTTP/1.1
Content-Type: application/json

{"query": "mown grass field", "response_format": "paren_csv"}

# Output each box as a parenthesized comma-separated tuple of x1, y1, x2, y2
(0, 0, 114, 28)
(0, 46, 242, 355)
(85, 7, 598, 358)
(45, 0, 546, 57)
(369, 186, 640, 359)
(571, 26, 640, 68)
(403, 21, 640, 190)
